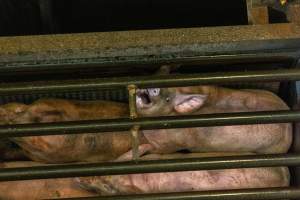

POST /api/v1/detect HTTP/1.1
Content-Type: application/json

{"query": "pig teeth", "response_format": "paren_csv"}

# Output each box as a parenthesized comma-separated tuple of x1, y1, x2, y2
(136, 96, 152, 108)
(136, 96, 143, 108)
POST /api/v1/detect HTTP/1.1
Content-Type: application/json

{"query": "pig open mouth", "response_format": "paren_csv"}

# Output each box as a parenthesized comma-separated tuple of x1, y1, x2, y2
(136, 90, 153, 109)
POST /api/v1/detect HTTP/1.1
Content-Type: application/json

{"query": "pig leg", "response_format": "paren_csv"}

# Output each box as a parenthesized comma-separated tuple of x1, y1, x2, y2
(77, 164, 289, 196)
(76, 150, 290, 196)
(115, 144, 155, 162)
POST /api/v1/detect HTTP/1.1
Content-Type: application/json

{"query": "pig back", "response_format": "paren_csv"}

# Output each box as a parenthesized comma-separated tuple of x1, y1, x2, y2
(2, 99, 133, 163)
(193, 87, 292, 154)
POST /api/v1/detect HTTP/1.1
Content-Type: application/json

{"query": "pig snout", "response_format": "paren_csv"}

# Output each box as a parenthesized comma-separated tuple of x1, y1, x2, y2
(136, 88, 161, 109)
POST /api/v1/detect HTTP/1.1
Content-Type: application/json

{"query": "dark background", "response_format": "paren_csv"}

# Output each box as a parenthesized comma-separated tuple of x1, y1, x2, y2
(0, 0, 248, 36)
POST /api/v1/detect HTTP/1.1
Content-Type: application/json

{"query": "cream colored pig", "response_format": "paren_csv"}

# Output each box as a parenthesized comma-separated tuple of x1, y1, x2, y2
(77, 145, 290, 196)
(136, 86, 292, 154)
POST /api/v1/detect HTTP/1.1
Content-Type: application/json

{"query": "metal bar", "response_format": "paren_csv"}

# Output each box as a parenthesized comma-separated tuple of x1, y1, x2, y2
(53, 187, 300, 200)
(0, 53, 296, 75)
(128, 84, 140, 161)
(0, 110, 299, 138)
(130, 125, 140, 161)
(128, 85, 138, 119)
(0, 69, 300, 95)
(0, 154, 299, 182)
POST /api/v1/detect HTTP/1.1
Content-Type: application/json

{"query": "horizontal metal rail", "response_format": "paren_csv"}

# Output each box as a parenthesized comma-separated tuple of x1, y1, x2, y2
(0, 110, 299, 138)
(0, 154, 299, 182)
(56, 187, 300, 200)
(1, 23, 300, 68)
(0, 69, 300, 95)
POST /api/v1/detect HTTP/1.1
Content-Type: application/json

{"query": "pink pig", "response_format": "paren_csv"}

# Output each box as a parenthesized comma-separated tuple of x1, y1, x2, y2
(136, 86, 292, 154)
(77, 144, 290, 196)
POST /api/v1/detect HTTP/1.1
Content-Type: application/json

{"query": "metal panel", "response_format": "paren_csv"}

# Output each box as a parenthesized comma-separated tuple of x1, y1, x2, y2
(0, 24, 300, 70)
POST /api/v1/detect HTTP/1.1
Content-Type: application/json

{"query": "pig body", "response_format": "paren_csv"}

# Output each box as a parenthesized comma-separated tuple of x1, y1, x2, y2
(1, 99, 135, 163)
(77, 146, 290, 196)
(0, 162, 96, 200)
(136, 86, 292, 154)
(79, 168, 289, 196)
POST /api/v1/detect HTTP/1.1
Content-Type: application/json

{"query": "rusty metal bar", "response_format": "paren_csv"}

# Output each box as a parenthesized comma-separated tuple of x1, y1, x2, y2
(0, 110, 298, 138)
(128, 84, 140, 160)
(0, 154, 299, 182)
(130, 125, 140, 161)
(128, 85, 138, 119)
(0, 69, 300, 95)
(54, 187, 300, 200)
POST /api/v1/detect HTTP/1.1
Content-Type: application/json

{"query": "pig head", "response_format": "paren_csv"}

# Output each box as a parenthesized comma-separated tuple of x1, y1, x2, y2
(136, 86, 292, 154)
(1, 99, 136, 163)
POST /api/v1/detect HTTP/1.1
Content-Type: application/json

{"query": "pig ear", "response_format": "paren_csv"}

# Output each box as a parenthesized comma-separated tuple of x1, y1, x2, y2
(174, 94, 207, 114)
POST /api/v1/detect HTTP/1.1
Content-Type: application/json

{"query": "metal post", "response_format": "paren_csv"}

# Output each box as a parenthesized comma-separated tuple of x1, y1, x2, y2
(128, 84, 140, 161)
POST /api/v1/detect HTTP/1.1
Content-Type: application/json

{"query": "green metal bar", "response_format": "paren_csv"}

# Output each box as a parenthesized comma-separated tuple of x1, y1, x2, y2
(0, 69, 300, 95)
(128, 84, 140, 161)
(54, 187, 300, 200)
(128, 85, 138, 119)
(0, 154, 299, 182)
(0, 110, 299, 138)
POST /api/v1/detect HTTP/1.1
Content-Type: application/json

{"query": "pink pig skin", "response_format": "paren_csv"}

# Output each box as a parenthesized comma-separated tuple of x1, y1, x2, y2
(77, 145, 290, 196)
(136, 86, 292, 154)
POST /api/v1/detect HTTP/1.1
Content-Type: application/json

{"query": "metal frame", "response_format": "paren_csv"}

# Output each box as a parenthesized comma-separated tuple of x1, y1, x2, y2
(1, 23, 300, 71)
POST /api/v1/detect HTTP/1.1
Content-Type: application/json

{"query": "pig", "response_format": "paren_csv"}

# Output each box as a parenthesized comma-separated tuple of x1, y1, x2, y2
(77, 144, 290, 196)
(0, 99, 140, 163)
(136, 86, 292, 154)
(0, 161, 96, 199)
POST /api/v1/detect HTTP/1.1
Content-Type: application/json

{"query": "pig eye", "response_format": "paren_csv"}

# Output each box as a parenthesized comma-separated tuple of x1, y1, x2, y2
(147, 88, 160, 97)
(166, 97, 170, 102)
